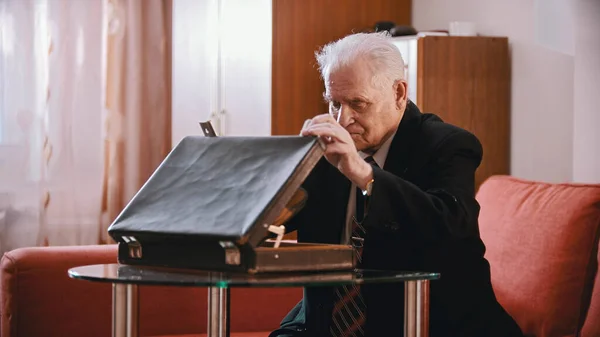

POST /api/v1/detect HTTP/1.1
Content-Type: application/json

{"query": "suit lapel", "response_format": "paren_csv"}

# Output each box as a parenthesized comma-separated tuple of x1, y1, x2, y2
(383, 100, 422, 177)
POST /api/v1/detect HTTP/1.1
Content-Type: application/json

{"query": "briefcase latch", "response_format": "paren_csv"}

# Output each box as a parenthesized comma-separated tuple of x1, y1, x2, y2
(267, 224, 286, 248)
(122, 236, 142, 259)
(220, 241, 240, 265)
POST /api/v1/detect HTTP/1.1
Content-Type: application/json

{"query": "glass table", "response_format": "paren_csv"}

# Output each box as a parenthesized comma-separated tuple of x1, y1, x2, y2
(68, 263, 440, 337)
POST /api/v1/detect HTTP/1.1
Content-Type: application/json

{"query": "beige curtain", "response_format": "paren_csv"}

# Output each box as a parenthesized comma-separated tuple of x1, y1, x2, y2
(99, 0, 173, 243)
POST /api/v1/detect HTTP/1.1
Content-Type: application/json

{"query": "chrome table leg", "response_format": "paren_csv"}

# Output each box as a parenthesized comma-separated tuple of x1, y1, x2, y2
(207, 287, 230, 337)
(112, 283, 139, 337)
(404, 280, 430, 337)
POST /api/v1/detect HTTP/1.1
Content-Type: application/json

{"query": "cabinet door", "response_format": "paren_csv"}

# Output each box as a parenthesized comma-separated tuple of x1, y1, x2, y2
(391, 37, 419, 104)
(220, 0, 272, 136)
(172, 0, 272, 141)
(172, 0, 219, 144)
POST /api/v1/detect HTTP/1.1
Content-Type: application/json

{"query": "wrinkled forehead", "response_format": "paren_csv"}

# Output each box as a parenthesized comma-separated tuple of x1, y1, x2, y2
(324, 62, 377, 99)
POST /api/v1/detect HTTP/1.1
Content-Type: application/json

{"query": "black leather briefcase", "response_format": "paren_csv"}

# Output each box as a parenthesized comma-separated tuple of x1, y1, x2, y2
(107, 135, 355, 273)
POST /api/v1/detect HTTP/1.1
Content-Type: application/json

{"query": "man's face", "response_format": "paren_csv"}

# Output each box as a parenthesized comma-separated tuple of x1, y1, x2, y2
(323, 59, 407, 154)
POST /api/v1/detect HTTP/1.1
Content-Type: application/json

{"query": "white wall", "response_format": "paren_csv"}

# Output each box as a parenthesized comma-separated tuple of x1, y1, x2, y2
(413, 0, 600, 183)
(573, 0, 600, 183)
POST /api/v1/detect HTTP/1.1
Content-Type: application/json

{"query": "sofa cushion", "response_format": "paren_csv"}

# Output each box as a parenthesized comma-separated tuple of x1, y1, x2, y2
(476, 176, 600, 337)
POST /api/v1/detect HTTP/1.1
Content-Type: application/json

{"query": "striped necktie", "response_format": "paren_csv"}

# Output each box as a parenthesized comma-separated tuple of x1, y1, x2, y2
(330, 156, 377, 337)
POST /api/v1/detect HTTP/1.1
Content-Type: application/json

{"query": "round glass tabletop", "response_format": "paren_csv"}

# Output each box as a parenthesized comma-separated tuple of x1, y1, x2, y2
(68, 264, 440, 288)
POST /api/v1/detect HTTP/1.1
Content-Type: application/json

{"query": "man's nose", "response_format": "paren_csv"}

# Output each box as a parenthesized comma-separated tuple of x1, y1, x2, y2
(338, 105, 354, 127)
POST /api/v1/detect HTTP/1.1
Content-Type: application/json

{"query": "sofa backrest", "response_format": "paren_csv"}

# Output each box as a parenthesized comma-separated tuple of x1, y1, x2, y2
(476, 175, 600, 337)
(0, 244, 302, 337)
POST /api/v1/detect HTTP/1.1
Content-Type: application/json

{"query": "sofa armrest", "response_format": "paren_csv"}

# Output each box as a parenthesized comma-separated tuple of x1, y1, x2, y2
(1, 244, 118, 337)
(1, 244, 303, 337)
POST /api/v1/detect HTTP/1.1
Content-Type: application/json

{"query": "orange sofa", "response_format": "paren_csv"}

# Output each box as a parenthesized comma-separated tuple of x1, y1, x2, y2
(477, 176, 600, 337)
(1, 175, 599, 337)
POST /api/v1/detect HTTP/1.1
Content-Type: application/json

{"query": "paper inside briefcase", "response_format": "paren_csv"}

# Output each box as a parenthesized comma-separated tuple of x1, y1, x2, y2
(107, 135, 355, 273)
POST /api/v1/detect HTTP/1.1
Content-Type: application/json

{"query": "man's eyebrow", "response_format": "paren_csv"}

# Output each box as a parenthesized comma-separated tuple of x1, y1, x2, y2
(350, 96, 369, 103)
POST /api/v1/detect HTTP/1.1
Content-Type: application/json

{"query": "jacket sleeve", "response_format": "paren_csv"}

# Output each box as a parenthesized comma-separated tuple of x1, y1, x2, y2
(365, 130, 483, 242)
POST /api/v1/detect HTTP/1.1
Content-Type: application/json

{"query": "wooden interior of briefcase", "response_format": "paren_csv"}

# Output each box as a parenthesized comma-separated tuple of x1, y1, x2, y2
(272, 187, 307, 227)
(260, 187, 353, 250)
(228, 150, 356, 273)
(262, 187, 308, 247)
(237, 148, 355, 274)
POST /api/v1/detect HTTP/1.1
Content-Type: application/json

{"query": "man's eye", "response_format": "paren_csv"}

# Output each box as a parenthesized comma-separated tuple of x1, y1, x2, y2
(351, 101, 367, 109)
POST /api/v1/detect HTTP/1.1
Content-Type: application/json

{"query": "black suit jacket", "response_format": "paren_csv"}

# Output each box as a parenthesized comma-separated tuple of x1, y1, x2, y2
(270, 102, 523, 337)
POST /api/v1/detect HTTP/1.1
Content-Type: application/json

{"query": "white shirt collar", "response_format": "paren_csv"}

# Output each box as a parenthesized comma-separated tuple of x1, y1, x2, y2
(359, 131, 396, 168)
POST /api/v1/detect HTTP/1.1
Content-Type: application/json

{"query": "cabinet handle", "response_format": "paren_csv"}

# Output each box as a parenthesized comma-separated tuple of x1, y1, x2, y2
(209, 111, 221, 136)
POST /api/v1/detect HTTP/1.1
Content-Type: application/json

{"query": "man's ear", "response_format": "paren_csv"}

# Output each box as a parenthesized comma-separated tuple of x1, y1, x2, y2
(395, 80, 408, 109)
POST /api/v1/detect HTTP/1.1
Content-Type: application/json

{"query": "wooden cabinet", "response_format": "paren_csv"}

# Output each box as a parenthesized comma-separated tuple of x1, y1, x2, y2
(412, 36, 511, 190)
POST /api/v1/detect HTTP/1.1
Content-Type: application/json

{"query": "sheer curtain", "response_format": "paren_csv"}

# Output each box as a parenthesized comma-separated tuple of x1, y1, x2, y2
(0, 0, 104, 254)
(0, 0, 172, 254)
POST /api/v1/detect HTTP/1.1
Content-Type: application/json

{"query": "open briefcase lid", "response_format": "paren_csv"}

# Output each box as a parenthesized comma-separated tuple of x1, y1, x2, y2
(107, 135, 325, 249)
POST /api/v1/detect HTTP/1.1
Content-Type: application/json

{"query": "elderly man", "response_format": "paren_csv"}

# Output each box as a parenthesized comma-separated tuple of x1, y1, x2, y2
(269, 32, 524, 337)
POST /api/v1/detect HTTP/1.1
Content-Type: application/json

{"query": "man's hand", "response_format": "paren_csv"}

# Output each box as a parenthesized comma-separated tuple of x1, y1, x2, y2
(301, 114, 373, 190)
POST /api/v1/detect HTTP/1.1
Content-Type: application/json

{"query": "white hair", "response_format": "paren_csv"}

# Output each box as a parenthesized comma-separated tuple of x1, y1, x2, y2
(315, 31, 405, 89)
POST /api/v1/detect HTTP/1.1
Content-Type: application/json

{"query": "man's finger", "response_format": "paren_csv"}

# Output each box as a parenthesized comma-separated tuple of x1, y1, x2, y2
(300, 119, 312, 135)
(309, 114, 337, 125)
(302, 125, 344, 144)
(302, 123, 338, 136)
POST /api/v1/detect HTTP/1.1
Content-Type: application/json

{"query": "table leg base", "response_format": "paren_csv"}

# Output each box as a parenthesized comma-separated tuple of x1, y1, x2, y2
(112, 283, 139, 337)
(404, 280, 430, 337)
(110, 280, 426, 337)
(207, 287, 230, 337)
